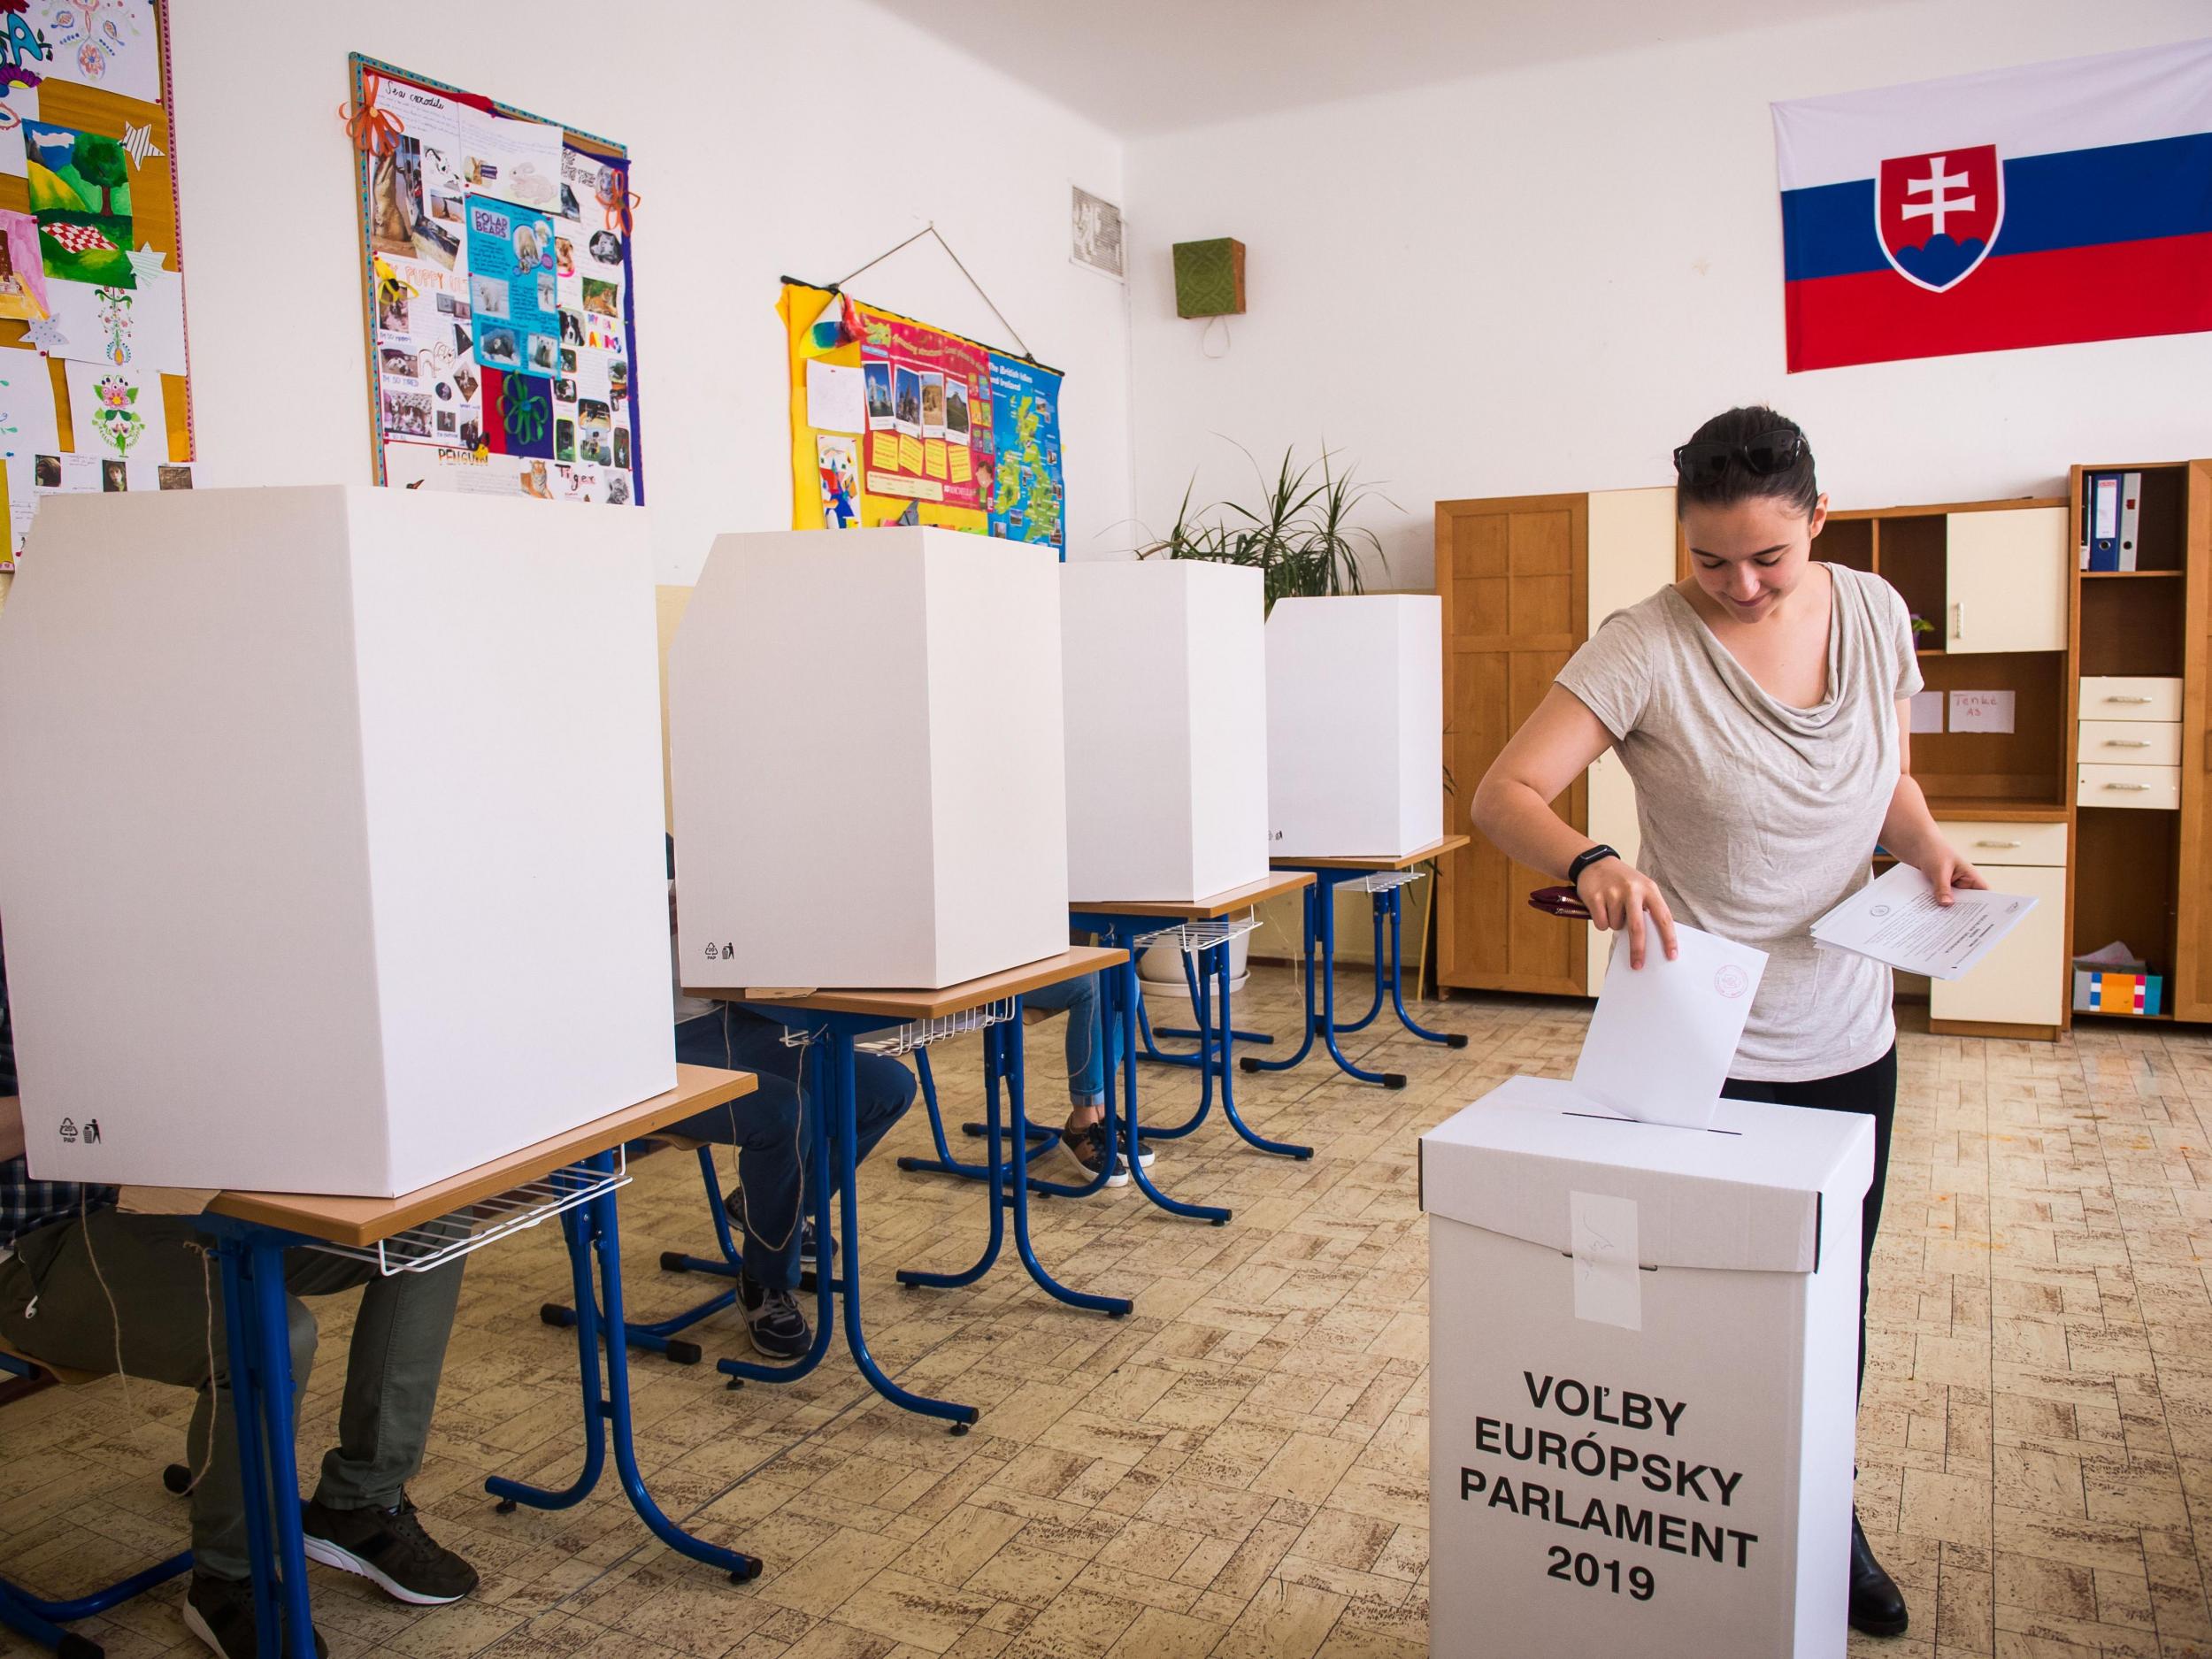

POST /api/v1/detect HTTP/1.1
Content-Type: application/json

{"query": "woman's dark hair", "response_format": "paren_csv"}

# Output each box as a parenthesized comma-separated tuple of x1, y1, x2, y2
(1674, 405, 1819, 521)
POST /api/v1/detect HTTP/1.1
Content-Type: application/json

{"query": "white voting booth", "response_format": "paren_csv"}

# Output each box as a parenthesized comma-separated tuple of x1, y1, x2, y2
(671, 526, 1069, 989)
(1422, 1077, 1872, 1658)
(1060, 560, 1268, 902)
(0, 488, 675, 1197)
(1265, 594, 1442, 857)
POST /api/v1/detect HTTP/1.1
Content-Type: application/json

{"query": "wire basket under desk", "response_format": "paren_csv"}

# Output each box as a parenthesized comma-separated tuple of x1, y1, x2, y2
(775, 998, 1020, 1057)
(299, 1148, 629, 1277)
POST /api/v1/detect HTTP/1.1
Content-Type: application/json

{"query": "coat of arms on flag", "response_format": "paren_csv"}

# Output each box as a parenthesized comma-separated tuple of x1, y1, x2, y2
(1773, 38, 2212, 371)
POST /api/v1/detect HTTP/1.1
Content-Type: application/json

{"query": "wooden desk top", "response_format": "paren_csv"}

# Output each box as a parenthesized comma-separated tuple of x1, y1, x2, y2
(205, 1064, 756, 1248)
(1069, 870, 1315, 920)
(1271, 834, 1471, 872)
(702, 946, 1129, 1023)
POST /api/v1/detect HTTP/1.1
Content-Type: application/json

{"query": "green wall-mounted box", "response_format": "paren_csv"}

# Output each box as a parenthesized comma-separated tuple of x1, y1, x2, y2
(1171, 238, 1246, 319)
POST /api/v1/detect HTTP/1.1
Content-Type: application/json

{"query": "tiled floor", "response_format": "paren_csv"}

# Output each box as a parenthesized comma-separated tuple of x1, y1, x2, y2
(4, 969, 2211, 1658)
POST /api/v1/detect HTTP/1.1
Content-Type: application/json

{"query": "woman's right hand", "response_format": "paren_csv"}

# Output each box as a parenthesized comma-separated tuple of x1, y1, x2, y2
(1575, 858, 1679, 969)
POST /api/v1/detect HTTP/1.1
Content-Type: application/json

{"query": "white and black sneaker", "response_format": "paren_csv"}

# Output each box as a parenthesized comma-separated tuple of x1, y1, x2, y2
(737, 1270, 811, 1360)
(185, 1572, 329, 1659)
(300, 1494, 478, 1606)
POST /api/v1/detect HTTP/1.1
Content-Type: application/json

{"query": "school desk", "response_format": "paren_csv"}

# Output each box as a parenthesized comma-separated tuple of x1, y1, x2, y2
(195, 1063, 758, 1658)
(1248, 837, 1472, 1088)
(680, 947, 1127, 1432)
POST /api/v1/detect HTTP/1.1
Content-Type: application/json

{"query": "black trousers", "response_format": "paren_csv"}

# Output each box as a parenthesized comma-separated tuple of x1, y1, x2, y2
(1722, 1044, 1897, 1395)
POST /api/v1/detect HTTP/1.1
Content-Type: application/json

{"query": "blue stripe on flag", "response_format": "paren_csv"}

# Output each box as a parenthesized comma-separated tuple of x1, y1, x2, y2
(1781, 132, 2212, 281)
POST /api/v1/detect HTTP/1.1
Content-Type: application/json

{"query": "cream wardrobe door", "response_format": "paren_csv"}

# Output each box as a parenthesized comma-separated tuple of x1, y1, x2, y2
(1945, 507, 2069, 654)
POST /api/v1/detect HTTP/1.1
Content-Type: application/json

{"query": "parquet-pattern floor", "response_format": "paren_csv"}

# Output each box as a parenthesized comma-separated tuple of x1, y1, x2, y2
(4, 970, 2210, 1658)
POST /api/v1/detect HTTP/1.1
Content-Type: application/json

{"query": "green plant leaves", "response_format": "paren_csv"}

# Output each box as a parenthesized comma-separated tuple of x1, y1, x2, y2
(1134, 444, 1395, 614)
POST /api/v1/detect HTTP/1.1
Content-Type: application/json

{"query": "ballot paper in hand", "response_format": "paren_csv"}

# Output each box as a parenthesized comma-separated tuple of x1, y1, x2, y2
(1809, 862, 2036, 980)
(1571, 924, 1770, 1130)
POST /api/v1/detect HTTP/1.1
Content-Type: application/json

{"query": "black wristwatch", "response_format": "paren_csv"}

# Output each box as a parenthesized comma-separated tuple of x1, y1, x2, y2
(1568, 844, 1620, 887)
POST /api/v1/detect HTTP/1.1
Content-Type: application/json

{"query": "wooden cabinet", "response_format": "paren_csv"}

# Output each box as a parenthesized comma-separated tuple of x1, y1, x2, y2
(1927, 824, 2068, 1034)
(1434, 487, 1671, 998)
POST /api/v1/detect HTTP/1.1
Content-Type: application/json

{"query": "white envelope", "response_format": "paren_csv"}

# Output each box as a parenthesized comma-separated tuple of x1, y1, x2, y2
(1572, 923, 1768, 1129)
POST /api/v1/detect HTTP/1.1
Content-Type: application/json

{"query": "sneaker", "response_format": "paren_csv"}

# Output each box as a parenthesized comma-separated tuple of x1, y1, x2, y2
(737, 1270, 811, 1361)
(184, 1572, 329, 1659)
(723, 1189, 826, 1272)
(1053, 1125, 1130, 1187)
(300, 1494, 479, 1606)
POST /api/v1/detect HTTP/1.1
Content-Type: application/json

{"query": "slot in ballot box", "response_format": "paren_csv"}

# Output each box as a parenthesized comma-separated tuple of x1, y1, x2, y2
(1421, 1076, 1874, 1659)
(670, 527, 1069, 989)
(1061, 560, 1268, 902)
(1265, 594, 1441, 857)
(0, 488, 676, 1196)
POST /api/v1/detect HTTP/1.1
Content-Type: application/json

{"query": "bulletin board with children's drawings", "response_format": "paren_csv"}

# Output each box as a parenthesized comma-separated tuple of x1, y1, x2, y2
(349, 54, 644, 508)
(0, 0, 195, 575)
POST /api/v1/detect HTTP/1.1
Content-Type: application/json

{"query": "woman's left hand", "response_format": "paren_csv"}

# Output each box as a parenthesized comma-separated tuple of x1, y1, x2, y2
(1914, 848, 1988, 906)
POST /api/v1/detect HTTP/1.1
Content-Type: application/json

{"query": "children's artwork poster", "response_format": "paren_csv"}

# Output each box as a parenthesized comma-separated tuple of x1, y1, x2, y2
(0, 0, 195, 576)
(780, 280, 1064, 549)
(351, 55, 644, 509)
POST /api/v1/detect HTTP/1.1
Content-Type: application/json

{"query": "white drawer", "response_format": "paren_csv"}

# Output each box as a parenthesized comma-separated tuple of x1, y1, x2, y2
(2079, 676, 2182, 722)
(2078, 719, 2183, 767)
(1938, 818, 2069, 866)
(1929, 864, 2067, 1027)
(2077, 764, 2181, 810)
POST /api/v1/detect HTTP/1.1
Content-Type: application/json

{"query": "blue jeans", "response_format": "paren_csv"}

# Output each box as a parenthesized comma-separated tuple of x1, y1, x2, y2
(664, 1005, 915, 1291)
(1021, 972, 1118, 1110)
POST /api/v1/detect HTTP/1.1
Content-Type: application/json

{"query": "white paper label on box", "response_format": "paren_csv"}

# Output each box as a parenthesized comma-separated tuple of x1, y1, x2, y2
(1570, 1190, 1642, 1331)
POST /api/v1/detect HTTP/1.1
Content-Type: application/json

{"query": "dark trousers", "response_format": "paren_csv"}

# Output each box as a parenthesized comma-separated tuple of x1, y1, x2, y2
(663, 1006, 915, 1291)
(1723, 1044, 1897, 1395)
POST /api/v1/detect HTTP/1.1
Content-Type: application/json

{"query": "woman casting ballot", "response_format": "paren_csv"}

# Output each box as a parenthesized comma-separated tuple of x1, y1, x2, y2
(1471, 406, 1982, 1643)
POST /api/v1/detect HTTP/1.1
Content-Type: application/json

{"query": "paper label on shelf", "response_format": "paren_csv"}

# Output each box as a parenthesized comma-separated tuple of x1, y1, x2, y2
(1909, 690, 1945, 733)
(1948, 690, 2014, 733)
(1570, 1190, 1642, 1331)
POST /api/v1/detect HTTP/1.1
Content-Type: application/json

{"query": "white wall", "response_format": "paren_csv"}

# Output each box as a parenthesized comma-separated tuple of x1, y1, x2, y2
(1123, 2, 2212, 589)
(167, 0, 1131, 582)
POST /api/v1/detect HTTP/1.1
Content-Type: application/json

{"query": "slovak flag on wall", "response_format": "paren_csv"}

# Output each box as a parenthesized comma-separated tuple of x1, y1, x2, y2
(1773, 38, 2212, 371)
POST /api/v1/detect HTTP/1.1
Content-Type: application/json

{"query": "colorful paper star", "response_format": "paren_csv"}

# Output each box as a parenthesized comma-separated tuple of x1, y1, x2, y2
(22, 317, 66, 353)
(124, 243, 167, 281)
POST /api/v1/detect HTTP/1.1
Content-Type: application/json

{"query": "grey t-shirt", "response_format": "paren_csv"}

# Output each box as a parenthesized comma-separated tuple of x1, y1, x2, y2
(1555, 563, 1924, 1082)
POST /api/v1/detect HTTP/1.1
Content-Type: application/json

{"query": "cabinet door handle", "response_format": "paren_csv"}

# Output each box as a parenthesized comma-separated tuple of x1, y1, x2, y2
(1974, 839, 2021, 849)
(2106, 695, 2152, 704)
(2103, 739, 2150, 748)
(2104, 782, 2152, 791)
(1952, 601, 1964, 641)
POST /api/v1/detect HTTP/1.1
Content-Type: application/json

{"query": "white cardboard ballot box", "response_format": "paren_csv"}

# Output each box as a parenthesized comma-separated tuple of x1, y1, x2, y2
(1061, 560, 1269, 902)
(0, 487, 676, 1197)
(670, 526, 1069, 989)
(1422, 1076, 1874, 1659)
(1265, 594, 1442, 857)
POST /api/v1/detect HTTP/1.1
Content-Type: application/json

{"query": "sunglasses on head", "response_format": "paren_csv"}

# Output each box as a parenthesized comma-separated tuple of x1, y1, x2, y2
(1672, 426, 1808, 485)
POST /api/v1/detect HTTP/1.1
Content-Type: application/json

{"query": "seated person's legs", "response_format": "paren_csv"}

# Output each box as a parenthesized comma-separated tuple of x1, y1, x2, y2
(1018, 972, 1132, 1179)
(0, 1210, 473, 1656)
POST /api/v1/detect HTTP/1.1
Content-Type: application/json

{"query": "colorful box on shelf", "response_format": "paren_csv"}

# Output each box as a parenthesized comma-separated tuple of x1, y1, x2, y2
(2072, 968, 2163, 1017)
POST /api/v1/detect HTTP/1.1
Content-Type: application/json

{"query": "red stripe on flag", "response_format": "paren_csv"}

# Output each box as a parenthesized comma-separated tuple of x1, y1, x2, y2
(1786, 231, 2212, 371)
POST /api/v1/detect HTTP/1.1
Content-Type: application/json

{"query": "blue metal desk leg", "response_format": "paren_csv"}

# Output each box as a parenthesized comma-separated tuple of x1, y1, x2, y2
(1333, 886, 1388, 1035)
(820, 1030, 981, 1431)
(1386, 884, 1464, 1048)
(211, 1245, 280, 1656)
(538, 1148, 736, 1365)
(229, 1235, 315, 1659)
(1210, 941, 1314, 1159)
(897, 1028, 1009, 1291)
(911, 1049, 1048, 1181)
(999, 1006, 1132, 1317)
(491, 1207, 607, 1510)
(491, 1155, 761, 1581)
(1314, 874, 1405, 1091)
(1243, 882, 1322, 1075)
(1109, 953, 1230, 1225)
